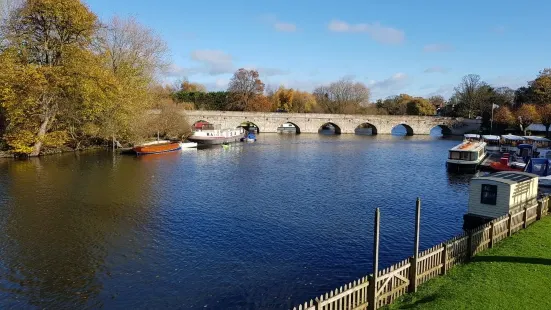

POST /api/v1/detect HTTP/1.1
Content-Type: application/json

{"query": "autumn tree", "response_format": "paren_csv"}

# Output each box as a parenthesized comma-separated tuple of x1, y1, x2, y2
(531, 68, 551, 105)
(537, 104, 551, 137)
(180, 78, 206, 92)
(227, 68, 267, 111)
(313, 78, 370, 114)
(406, 97, 436, 116)
(96, 16, 169, 144)
(0, 0, 116, 156)
(493, 106, 516, 132)
(515, 104, 540, 135)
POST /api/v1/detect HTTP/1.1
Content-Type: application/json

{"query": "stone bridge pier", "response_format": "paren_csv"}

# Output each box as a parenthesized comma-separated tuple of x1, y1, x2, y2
(179, 111, 481, 136)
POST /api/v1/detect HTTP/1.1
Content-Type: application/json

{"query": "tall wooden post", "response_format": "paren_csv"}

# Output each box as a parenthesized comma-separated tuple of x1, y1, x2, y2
(488, 221, 495, 248)
(409, 198, 421, 293)
(507, 213, 512, 237)
(368, 208, 380, 310)
(522, 207, 528, 229)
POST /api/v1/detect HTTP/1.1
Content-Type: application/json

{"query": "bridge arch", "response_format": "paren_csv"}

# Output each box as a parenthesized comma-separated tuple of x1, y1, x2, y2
(391, 124, 414, 136)
(430, 124, 452, 137)
(318, 122, 342, 135)
(238, 121, 260, 133)
(355, 123, 378, 135)
(278, 122, 301, 134)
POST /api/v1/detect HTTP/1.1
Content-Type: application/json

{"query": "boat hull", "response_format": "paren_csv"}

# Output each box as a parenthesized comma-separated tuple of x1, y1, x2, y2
(187, 136, 242, 145)
(446, 162, 479, 173)
(133, 142, 181, 155)
(179, 142, 198, 149)
(277, 127, 297, 134)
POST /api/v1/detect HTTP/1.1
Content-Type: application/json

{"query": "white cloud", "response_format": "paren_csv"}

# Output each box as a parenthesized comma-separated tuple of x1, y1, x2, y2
(424, 66, 449, 74)
(328, 20, 405, 44)
(190, 49, 234, 75)
(367, 73, 411, 99)
(423, 43, 454, 52)
(274, 22, 296, 32)
(258, 14, 297, 32)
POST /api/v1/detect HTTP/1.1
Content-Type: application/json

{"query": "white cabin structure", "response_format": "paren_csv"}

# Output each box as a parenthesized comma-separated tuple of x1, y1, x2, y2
(466, 171, 538, 221)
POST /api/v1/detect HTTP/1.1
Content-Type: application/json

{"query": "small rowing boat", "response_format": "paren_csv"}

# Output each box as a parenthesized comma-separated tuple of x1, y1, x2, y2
(133, 141, 181, 155)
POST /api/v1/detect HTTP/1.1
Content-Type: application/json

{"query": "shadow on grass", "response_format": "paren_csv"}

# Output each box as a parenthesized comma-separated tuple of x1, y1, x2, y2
(473, 256, 551, 266)
(393, 294, 438, 309)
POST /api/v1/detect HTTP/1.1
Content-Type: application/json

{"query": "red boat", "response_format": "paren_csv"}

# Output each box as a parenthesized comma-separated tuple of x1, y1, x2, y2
(489, 154, 524, 172)
(132, 141, 181, 155)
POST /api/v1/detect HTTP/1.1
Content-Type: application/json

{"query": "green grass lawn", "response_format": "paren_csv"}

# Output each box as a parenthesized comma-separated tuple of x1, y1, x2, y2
(388, 216, 551, 310)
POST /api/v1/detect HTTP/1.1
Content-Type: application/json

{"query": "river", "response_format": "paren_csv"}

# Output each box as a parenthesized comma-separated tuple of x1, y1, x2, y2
(0, 132, 481, 309)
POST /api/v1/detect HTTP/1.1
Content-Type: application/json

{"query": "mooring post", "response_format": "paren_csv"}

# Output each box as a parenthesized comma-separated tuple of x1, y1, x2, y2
(409, 197, 421, 293)
(368, 208, 380, 310)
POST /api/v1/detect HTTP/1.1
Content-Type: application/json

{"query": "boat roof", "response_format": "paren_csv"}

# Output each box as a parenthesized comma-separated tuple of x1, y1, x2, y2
(501, 134, 525, 140)
(518, 144, 533, 149)
(523, 136, 551, 142)
(473, 171, 537, 185)
(482, 135, 500, 140)
(464, 134, 480, 139)
(450, 141, 485, 151)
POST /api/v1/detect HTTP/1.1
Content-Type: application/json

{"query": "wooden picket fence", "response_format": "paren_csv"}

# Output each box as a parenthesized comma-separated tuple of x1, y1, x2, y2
(292, 196, 550, 310)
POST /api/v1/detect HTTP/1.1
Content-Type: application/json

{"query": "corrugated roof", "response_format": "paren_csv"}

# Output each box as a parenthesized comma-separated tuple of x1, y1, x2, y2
(502, 134, 525, 140)
(473, 171, 537, 185)
(524, 136, 551, 142)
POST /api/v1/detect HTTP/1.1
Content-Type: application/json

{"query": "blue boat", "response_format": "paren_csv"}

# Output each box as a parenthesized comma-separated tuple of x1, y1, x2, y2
(524, 157, 551, 187)
(241, 132, 256, 142)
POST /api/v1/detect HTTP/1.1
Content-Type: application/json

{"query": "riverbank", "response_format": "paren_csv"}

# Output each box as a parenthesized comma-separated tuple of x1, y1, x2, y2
(0, 145, 108, 159)
(388, 215, 551, 309)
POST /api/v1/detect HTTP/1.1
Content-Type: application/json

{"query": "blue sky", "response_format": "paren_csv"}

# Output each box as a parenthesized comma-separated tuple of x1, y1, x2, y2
(85, 0, 551, 100)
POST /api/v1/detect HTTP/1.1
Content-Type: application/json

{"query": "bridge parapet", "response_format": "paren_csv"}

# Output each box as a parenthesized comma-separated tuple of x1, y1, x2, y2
(178, 110, 481, 135)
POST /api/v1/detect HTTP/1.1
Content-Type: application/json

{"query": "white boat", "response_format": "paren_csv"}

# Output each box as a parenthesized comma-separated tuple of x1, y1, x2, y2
(482, 135, 501, 153)
(446, 140, 487, 172)
(500, 134, 526, 153)
(463, 134, 481, 141)
(187, 123, 245, 145)
(179, 141, 198, 148)
(277, 123, 297, 134)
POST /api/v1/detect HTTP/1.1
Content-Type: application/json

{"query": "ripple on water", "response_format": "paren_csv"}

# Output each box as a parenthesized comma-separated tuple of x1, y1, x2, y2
(0, 134, 474, 309)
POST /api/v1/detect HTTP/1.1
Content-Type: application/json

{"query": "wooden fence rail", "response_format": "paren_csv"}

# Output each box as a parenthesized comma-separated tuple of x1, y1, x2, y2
(292, 196, 550, 310)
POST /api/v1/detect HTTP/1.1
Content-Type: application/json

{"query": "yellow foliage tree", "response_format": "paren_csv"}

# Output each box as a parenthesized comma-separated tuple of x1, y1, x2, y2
(0, 0, 115, 155)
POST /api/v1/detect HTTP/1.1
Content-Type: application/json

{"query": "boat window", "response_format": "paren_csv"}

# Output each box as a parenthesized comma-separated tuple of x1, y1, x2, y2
(460, 152, 470, 160)
(449, 151, 460, 159)
(469, 152, 478, 161)
(480, 184, 497, 205)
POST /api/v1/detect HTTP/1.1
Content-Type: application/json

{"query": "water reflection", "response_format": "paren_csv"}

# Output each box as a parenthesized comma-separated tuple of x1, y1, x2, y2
(0, 152, 159, 308)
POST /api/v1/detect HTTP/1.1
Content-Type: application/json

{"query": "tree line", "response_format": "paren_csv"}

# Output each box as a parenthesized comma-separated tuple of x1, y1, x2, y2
(171, 68, 551, 136)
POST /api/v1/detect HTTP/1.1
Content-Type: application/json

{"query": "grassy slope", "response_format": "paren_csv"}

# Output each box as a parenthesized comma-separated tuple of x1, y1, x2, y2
(388, 216, 551, 310)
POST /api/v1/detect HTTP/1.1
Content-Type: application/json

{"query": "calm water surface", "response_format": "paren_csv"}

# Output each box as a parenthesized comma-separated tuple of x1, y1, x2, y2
(0, 134, 482, 309)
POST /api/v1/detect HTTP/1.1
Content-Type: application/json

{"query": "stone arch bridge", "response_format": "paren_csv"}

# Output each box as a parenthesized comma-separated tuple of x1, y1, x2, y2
(181, 110, 481, 135)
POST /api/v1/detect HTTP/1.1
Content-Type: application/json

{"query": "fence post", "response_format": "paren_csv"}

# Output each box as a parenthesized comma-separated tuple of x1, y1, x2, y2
(522, 207, 527, 229)
(489, 221, 495, 248)
(466, 229, 473, 259)
(368, 208, 380, 310)
(507, 213, 512, 237)
(441, 242, 448, 275)
(409, 198, 421, 293)
(315, 297, 320, 310)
